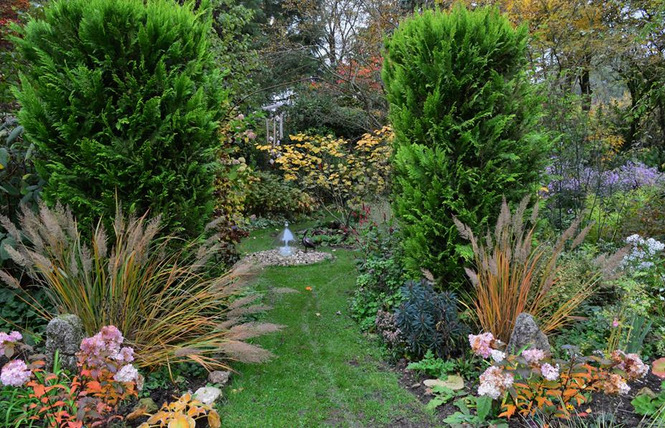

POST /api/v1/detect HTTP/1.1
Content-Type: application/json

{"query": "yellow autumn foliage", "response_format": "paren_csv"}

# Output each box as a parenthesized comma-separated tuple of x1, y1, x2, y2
(138, 393, 221, 428)
(256, 126, 393, 211)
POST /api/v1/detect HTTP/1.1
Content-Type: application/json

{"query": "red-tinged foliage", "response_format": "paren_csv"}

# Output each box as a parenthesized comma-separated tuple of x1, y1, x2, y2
(335, 56, 384, 92)
(0, 0, 29, 46)
(19, 351, 138, 427)
(652, 357, 665, 379)
(506, 359, 602, 419)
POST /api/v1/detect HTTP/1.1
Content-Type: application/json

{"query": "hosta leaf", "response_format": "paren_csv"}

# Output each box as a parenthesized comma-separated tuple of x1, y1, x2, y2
(147, 413, 170, 424)
(208, 411, 221, 428)
(167, 414, 195, 428)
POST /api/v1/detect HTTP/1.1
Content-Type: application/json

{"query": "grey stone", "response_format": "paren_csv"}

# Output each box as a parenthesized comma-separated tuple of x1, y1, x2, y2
(133, 397, 159, 413)
(193, 386, 222, 405)
(507, 313, 550, 354)
(45, 314, 84, 371)
(208, 370, 231, 386)
(638, 387, 657, 399)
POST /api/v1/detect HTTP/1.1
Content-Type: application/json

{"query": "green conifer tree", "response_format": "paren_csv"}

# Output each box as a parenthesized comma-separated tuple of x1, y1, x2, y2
(382, 5, 548, 289)
(14, 0, 226, 238)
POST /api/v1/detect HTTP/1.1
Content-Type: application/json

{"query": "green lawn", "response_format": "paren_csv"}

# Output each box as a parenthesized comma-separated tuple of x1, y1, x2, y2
(220, 228, 437, 427)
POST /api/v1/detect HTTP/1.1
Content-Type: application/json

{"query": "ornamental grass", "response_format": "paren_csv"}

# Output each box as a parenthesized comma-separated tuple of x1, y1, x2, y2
(454, 196, 625, 343)
(0, 203, 281, 371)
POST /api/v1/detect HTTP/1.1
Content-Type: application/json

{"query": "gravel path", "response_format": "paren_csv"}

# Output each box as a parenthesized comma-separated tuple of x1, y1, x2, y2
(243, 248, 334, 267)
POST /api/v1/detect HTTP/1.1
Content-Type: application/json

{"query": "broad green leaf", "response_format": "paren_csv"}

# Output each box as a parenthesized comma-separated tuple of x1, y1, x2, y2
(0, 147, 8, 169)
(6, 126, 23, 144)
(476, 396, 492, 420)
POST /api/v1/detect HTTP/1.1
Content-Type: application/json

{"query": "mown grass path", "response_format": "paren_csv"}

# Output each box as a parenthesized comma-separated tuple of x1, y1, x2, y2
(220, 227, 437, 427)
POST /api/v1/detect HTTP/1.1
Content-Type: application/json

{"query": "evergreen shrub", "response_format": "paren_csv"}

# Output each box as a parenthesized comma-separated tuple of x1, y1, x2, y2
(14, 0, 226, 238)
(382, 5, 548, 288)
(395, 279, 467, 359)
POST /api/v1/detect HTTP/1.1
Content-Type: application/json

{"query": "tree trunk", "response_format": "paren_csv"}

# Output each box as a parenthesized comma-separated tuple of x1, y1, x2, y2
(579, 68, 592, 112)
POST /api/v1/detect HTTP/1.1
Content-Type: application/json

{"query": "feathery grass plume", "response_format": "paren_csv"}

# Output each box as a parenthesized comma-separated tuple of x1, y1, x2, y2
(455, 196, 621, 342)
(227, 323, 283, 341)
(1, 203, 281, 371)
(218, 341, 274, 364)
(269, 287, 299, 294)
(0, 270, 20, 288)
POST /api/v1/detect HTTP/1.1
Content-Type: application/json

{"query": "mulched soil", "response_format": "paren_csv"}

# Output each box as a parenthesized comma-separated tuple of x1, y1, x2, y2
(586, 372, 662, 427)
(394, 357, 665, 427)
(394, 358, 466, 423)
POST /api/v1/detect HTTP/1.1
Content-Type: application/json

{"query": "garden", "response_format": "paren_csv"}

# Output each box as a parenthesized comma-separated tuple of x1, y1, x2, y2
(1, 0, 665, 427)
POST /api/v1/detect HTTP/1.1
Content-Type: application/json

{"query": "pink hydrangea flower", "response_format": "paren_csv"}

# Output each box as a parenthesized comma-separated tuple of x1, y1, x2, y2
(79, 334, 106, 367)
(477, 381, 502, 399)
(1, 359, 31, 387)
(603, 373, 630, 395)
(112, 346, 135, 363)
(80, 335, 103, 355)
(99, 325, 123, 344)
(469, 333, 494, 358)
(79, 325, 132, 368)
(611, 350, 649, 380)
(490, 349, 506, 362)
(624, 353, 649, 379)
(113, 364, 139, 383)
(0, 331, 22, 354)
(522, 348, 546, 364)
(0, 331, 23, 356)
(540, 363, 560, 381)
(478, 366, 513, 400)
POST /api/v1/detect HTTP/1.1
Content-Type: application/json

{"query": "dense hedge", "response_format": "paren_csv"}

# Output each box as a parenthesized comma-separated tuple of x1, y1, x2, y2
(15, 0, 226, 237)
(382, 6, 548, 288)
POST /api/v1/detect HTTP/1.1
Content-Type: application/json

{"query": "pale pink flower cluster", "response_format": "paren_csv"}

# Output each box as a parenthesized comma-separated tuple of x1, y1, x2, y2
(79, 325, 134, 369)
(78, 325, 139, 388)
(478, 366, 514, 400)
(540, 363, 560, 381)
(113, 364, 140, 383)
(603, 373, 631, 395)
(0, 331, 22, 355)
(1, 359, 31, 387)
(522, 348, 546, 364)
(611, 351, 649, 380)
(469, 333, 494, 358)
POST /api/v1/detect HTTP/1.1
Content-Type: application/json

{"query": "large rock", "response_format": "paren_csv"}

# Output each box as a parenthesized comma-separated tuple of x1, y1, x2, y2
(45, 314, 84, 371)
(423, 375, 465, 391)
(507, 313, 550, 354)
(194, 386, 222, 405)
(133, 397, 159, 413)
(208, 370, 231, 386)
